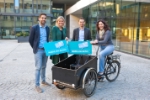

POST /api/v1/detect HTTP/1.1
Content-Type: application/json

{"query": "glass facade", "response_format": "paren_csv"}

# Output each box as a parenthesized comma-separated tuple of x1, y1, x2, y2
(0, 0, 52, 39)
(83, 0, 150, 58)
(50, 4, 64, 39)
(52, 4, 64, 26)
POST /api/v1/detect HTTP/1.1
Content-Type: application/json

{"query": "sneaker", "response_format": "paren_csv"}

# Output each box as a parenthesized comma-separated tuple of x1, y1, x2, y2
(35, 86, 43, 93)
(41, 81, 51, 86)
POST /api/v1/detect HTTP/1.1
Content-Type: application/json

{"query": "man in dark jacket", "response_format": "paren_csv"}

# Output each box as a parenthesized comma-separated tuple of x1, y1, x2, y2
(29, 13, 50, 93)
(71, 18, 92, 69)
(72, 17, 91, 41)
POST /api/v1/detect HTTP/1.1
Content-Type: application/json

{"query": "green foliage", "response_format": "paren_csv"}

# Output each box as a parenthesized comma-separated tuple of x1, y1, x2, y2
(2, 31, 6, 36)
(16, 32, 29, 37)
(16, 33, 21, 37)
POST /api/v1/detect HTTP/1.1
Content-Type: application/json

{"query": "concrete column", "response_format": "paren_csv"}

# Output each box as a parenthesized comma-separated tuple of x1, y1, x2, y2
(69, 15, 80, 39)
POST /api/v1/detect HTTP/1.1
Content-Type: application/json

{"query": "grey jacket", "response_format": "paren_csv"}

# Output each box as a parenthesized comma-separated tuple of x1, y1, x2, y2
(96, 30, 113, 45)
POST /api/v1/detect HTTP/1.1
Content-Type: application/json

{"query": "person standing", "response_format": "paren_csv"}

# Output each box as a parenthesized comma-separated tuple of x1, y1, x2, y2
(91, 19, 114, 77)
(29, 13, 50, 93)
(50, 16, 68, 64)
(71, 17, 92, 67)
(72, 17, 91, 41)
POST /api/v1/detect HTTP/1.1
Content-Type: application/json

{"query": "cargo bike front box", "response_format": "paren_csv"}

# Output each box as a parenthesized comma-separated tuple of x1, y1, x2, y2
(44, 41, 98, 97)
(52, 54, 98, 97)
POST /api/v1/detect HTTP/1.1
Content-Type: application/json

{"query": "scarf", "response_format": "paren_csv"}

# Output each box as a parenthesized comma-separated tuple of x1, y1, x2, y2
(99, 30, 105, 39)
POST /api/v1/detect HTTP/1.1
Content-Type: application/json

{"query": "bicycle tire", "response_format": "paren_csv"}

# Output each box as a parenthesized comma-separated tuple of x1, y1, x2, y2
(83, 69, 97, 97)
(105, 61, 120, 82)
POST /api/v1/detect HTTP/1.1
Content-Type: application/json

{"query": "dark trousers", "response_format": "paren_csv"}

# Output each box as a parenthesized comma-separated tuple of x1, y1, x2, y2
(59, 53, 66, 61)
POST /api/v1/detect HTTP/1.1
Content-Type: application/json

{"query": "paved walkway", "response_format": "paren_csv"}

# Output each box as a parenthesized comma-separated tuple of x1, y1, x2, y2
(0, 40, 150, 100)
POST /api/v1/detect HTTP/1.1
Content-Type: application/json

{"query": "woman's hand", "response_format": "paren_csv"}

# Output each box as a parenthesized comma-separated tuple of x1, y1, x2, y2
(90, 40, 98, 44)
(90, 41, 95, 44)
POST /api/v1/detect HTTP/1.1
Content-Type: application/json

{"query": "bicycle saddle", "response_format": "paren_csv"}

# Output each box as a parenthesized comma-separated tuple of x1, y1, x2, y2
(107, 52, 113, 60)
(109, 52, 113, 55)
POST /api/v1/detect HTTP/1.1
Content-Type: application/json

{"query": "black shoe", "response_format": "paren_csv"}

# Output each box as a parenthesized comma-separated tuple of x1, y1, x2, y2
(97, 73, 104, 78)
(97, 73, 104, 82)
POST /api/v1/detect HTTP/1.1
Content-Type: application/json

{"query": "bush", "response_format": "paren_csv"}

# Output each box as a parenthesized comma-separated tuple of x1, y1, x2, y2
(16, 33, 21, 37)
(16, 32, 29, 37)
(2, 31, 6, 36)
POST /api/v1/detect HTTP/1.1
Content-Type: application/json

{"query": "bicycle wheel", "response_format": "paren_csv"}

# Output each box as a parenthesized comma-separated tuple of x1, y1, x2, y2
(56, 84, 66, 90)
(105, 61, 120, 82)
(83, 69, 97, 97)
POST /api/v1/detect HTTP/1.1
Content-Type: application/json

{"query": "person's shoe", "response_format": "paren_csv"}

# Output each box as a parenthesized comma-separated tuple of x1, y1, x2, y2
(35, 86, 43, 93)
(97, 73, 104, 78)
(97, 73, 104, 82)
(41, 81, 51, 86)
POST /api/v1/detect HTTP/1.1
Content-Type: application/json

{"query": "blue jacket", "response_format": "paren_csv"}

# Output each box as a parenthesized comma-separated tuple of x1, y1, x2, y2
(29, 24, 50, 54)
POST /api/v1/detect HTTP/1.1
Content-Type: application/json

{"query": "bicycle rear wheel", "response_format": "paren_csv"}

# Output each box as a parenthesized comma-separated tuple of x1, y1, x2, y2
(105, 61, 120, 82)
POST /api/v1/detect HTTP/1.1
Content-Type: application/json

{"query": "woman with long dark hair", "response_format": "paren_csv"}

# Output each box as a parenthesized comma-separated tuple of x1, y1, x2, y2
(91, 19, 114, 77)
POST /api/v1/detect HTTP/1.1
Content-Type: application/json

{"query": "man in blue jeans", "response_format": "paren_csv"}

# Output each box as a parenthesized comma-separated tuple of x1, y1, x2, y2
(29, 13, 50, 93)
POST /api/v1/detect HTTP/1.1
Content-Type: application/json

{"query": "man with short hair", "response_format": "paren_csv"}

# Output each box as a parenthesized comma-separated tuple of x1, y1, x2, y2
(29, 13, 50, 93)
(72, 17, 91, 41)
(71, 18, 92, 69)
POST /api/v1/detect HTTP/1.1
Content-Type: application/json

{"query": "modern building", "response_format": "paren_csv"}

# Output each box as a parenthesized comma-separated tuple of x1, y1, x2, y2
(66, 0, 150, 58)
(0, 0, 78, 39)
(0, 0, 53, 39)
(0, 0, 150, 58)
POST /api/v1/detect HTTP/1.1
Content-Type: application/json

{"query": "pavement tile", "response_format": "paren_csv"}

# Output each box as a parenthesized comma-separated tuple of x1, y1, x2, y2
(0, 40, 150, 100)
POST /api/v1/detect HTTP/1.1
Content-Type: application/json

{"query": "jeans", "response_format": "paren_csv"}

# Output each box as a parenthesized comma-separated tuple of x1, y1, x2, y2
(99, 45, 114, 73)
(34, 49, 48, 86)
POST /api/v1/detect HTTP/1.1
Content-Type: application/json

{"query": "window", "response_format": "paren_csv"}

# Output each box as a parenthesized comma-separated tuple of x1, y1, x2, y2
(42, 0, 51, 13)
(24, 0, 32, 13)
(17, 17, 20, 21)
(3, 16, 7, 20)
(10, 16, 14, 21)
(5, 0, 14, 13)
(0, 0, 4, 13)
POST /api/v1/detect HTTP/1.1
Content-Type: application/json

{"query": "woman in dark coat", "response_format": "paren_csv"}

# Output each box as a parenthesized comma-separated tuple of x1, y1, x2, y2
(50, 16, 68, 64)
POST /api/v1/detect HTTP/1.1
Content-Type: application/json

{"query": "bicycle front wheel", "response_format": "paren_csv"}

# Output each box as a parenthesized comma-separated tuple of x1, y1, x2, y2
(105, 61, 120, 82)
(83, 69, 97, 97)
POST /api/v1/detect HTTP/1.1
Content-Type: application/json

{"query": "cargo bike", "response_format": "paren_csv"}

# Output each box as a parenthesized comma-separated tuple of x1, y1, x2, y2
(51, 46, 121, 97)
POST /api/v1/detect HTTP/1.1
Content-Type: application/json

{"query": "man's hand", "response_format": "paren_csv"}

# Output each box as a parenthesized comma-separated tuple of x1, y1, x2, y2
(65, 37, 68, 41)
(94, 40, 98, 43)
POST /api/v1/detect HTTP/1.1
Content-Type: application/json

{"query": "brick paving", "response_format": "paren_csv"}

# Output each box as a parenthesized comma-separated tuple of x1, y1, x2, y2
(0, 40, 150, 100)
